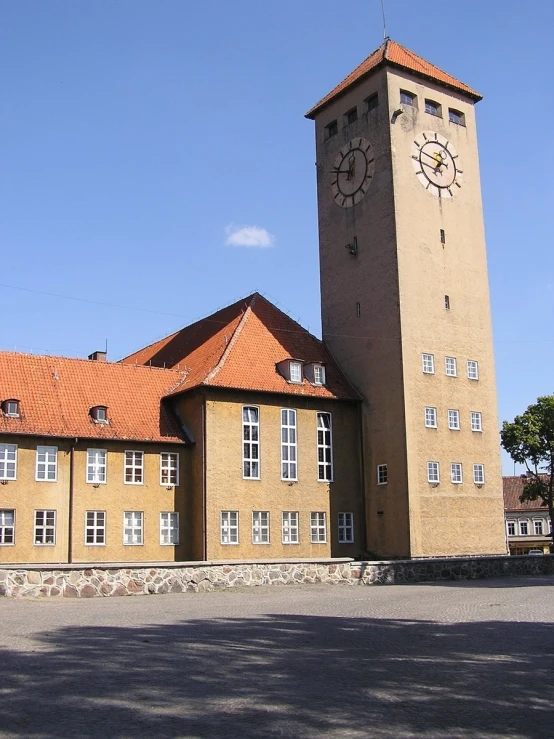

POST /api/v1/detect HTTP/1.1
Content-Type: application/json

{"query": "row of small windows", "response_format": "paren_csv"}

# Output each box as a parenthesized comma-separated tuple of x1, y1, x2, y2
(0, 444, 179, 485)
(400, 90, 465, 125)
(422, 354, 479, 380)
(325, 94, 379, 138)
(278, 359, 326, 386)
(375, 462, 486, 486)
(1, 401, 110, 423)
(220, 511, 354, 545)
(424, 408, 482, 431)
(243, 407, 333, 482)
(0, 509, 179, 546)
(506, 518, 552, 537)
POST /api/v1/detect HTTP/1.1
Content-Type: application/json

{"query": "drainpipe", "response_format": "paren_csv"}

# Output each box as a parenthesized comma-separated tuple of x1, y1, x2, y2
(358, 403, 368, 556)
(201, 395, 207, 561)
(68, 439, 77, 563)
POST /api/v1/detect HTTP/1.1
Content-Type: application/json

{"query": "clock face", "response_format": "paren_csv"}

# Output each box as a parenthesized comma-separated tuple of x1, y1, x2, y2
(331, 137, 375, 208)
(411, 132, 463, 198)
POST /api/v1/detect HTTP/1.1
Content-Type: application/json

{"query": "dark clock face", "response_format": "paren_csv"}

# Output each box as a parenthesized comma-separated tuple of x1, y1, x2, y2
(331, 137, 375, 208)
(412, 132, 463, 198)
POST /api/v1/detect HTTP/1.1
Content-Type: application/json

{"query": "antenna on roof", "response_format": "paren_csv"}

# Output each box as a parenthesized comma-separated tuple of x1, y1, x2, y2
(380, 0, 389, 41)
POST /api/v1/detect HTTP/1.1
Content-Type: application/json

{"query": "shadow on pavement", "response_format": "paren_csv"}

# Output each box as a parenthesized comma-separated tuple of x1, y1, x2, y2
(0, 609, 552, 738)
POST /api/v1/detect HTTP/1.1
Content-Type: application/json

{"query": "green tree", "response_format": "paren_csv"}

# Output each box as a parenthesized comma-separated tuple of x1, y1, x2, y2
(501, 395, 554, 546)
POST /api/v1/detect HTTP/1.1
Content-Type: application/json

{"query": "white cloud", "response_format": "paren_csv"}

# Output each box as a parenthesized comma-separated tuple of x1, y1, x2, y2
(225, 224, 275, 248)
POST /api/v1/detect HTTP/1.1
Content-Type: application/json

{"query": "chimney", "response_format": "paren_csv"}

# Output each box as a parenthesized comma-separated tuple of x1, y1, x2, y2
(88, 351, 107, 362)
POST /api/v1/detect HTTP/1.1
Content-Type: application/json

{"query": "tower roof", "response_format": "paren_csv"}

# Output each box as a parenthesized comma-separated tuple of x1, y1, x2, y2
(305, 39, 482, 119)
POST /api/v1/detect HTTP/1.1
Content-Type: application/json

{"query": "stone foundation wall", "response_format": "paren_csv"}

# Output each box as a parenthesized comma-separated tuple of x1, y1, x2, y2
(0, 555, 552, 598)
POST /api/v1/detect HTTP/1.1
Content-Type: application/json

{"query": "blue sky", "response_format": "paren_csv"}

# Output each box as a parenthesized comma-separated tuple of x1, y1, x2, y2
(1, 1, 553, 470)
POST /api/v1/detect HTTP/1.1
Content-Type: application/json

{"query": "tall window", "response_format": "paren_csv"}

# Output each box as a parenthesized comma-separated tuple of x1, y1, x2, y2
(473, 464, 485, 484)
(338, 512, 354, 543)
(507, 520, 516, 537)
(445, 357, 457, 376)
(467, 360, 479, 380)
(125, 451, 144, 484)
(34, 510, 56, 545)
(325, 120, 338, 139)
(317, 413, 333, 481)
(519, 520, 529, 536)
(400, 90, 415, 106)
(471, 412, 482, 432)
(310, 512, 327, 543)
(422, 354, 434, 374)
(243, 407, 260, 479)
(313, 365, 325, 385)
(87, 449, 106, 483)
(282, 512, 299, 544)
(36, 446, 57, 481)
(533, 519, 543, 536)
(0, 444, 17, 480)
(448, 409, 460, 430)
(427, 462, 440, 483)
(160, 512, 179, 545)
(425, 407, 437, 428)
(289, 362, 302, 383)
(221, 511, 238, 544)
(123, 511, 143, 545)
(252, 511, 269, 544)
(0, 510, 15, 545)
(85, 511, 106, 545)
(281, 409, 297, 480)
(377, 464, 388, 485)
(160, 452, 179, 485)
(451, 463, 463, 484)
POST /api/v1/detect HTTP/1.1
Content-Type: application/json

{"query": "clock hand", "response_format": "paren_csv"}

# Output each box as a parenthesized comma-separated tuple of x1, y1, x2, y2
(420, 150, 449, 168)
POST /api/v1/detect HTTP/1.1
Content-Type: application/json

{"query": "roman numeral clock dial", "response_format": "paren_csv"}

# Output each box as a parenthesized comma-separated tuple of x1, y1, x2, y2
(411, 132, 463, 199)
(330, 138, 375, 208)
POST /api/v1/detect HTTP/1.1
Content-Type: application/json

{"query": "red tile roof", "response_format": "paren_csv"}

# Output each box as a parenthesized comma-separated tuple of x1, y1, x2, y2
(305, 39, 481, 119)
(503, 476, 550, 512)
(0, 353, 186, 444)
(122, 293, 360, 401)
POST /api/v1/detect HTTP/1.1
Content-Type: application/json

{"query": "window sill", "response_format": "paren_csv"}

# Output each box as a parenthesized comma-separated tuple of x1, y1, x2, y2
(221, 542, 239, 546)
(425, 111, 442, 118)
(85, 543, 106, 547)
(449, 120, 466, 127)
(123, 543, 144, 546)
(124, 482, 145, 486)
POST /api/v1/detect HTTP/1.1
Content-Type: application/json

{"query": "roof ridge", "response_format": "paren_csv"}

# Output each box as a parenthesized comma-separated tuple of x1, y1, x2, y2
(203, 296, 256, 385)
(0, 350, 183, 373)
(118, 328, 181, 364)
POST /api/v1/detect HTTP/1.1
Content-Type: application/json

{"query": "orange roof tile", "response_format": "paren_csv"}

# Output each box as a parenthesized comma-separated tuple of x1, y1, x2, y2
(503, 476, 549, 512)
(305, 39, 481, 119)
(0, 353, 186, 443)
(122, 293, 360, 401)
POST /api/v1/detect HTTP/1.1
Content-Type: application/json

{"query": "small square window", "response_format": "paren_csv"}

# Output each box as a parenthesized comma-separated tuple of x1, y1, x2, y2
(366, 93, 378, 112)
(445, 357, 457, 376)
(425, 99, 441, 117)
(449, 109, 465, 126)
(90, 406, 108, 423)
(2, 400, 20, 417)
(400, 90, 416, 106)
(451, 463, 463, 484)
(289, 362, 302, 383)
(448, 409, 460, 430)
(425, 407, 437, 428)
(325, 120, 338, 139)
(345, 107, 358, 125)
(377, 464, 388, 485)
(422, 353, 435, 374)
(471, 412, 482, 432)
(473, 464, 485, 484)
(427, 462, 440, 483)
(467, 360, 479, 380)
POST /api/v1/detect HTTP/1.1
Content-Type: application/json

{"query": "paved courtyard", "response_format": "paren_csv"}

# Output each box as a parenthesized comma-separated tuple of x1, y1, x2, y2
(0, 577, 553, 739)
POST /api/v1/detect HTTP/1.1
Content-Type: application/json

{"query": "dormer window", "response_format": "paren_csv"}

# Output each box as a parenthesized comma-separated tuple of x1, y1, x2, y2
(2, 399, 20, 417)
(90, 406, 108, 424)
(289, 362, 302, 383)
(276, 359, 304, 384)
(313, 365, 326, 386)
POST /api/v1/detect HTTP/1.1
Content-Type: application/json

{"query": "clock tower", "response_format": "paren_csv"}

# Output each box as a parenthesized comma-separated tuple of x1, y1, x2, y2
(306, 40, 507, 557)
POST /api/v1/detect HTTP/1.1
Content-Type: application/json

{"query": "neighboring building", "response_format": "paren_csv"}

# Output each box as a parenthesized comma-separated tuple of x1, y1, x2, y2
(503, 476, 553, 555)
(0, 39, 508, 564)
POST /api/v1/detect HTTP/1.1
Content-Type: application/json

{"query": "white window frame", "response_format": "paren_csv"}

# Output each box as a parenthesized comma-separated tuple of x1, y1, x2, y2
(34, 510, 56, 545)
(282, 511, 299, 544)
(467, 360, 479, 380)
(281, 409, 298, 481)
(377, 464, 388, 485)
(0, 444, 17, 481)
(470, 412, 482, 432)
(448, 409, 460, 430)
(451, 463, 463, 484)
(0, 509, 15, 545)
(338, 512, 354, 544)
(85, 511, 106, 546)
(506, 520, 516, 537)
(289, 361, 303, 383)
(519, 519, 529, 536)
(124, 450, 144, 485)
(473, 464, 485, 484)
(160, 452, 179, 486)
(35, 446, 58, 482)
(532, 518, 543, 536)
(425, 407, 437, 428)
(317, 412, 333, 482)
(221, 510, 239, 545)
(123, 511, 143, 545)
(310, 512, 327, 543)
(242, 406, 260, 480)
(445, 356, 457, 377)
(160, 512, 179, 545)
(427, 461, 440, 483)
(422, 353, 435, 374)
(252, 511, 270, 544)
(86, 448, 107, 484)
(313, 365, 326, 385)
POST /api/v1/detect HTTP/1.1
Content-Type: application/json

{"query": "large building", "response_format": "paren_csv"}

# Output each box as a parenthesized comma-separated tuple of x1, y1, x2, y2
(0, 40, 507, 563)
(503, 476, 553, 555)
